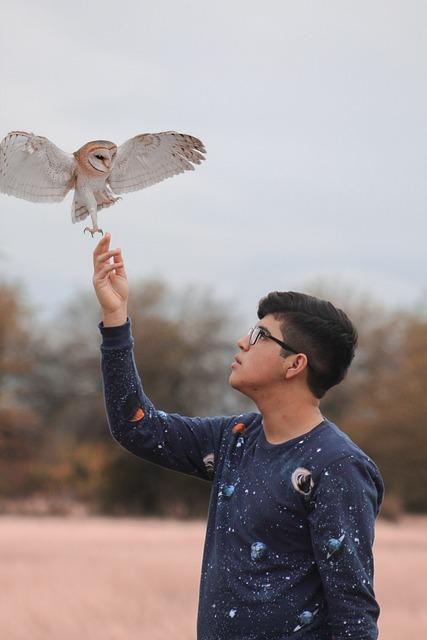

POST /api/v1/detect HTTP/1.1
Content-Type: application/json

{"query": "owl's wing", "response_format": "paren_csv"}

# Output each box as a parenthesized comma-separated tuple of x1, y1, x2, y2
(0, 131, 76, 203)
(109, 131, 206, 194)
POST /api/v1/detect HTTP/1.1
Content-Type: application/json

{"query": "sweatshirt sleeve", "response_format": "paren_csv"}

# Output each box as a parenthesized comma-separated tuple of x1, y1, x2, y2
(307, 454, 384, 640)
(98, 317, 232, 482)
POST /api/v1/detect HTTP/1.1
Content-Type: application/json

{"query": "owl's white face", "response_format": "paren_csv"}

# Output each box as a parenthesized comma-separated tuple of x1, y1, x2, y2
(88, 146, 117, 173)
(74, 140, 118, 177)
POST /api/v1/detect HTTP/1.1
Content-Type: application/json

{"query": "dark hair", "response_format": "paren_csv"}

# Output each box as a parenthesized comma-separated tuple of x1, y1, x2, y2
(257, 291, 358, 399)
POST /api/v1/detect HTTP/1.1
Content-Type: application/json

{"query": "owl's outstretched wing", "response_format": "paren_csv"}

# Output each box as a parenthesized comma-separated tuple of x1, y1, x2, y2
(108, 131, 206, 195)
(0, 131, 75, 203)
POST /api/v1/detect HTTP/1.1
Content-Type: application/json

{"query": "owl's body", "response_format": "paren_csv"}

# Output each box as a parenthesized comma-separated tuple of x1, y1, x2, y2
(72, 141, 120, 225)
(0, 130, 206, 235)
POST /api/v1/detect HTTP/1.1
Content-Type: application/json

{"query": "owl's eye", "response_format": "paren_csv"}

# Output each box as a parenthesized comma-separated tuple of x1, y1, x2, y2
(95, 154, 104, 160)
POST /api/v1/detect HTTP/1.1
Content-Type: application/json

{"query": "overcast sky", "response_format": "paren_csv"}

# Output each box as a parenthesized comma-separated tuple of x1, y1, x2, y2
(1, 0, 426, 328)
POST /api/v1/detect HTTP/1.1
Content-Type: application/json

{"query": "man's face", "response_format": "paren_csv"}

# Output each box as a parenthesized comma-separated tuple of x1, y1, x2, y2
(229, 314, 293, 398)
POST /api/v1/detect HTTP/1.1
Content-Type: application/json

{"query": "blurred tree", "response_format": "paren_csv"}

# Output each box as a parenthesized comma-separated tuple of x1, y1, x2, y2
(344, 313, 427, 513)
(0, 281, 33, 383)
(129, 278, 245, 415)
(0, 281, 44, 497)
(304, 279, 427, 516)
(2, 275, 427, 517)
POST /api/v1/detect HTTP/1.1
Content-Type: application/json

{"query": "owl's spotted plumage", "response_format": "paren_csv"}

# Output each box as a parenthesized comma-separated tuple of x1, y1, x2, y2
(0, 130, 206, 236)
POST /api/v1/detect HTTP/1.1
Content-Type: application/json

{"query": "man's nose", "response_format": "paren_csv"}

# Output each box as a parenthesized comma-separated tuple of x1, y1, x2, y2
(237, 333, 250, 351)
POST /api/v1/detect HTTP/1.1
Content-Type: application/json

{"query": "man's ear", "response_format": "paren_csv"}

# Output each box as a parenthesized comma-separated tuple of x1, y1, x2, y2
(283, 354, 308, 379)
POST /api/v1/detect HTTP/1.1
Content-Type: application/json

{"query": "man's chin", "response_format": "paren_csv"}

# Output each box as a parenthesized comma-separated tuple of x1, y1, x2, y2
(229, 372, 245, 393)
(229, 370, 239, 387)
(229, 377, 253, 402)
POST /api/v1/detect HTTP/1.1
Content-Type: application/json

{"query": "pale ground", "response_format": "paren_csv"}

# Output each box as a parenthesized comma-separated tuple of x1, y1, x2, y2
(0, 515, 425, 639)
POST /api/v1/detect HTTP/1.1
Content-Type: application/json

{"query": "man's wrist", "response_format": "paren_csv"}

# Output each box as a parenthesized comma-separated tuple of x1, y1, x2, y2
(102, 309, 128, 327)
(99, 315, 132, 349)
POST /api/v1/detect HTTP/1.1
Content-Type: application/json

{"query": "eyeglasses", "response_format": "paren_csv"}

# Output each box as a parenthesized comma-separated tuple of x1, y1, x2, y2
(247, 326, 315, 372)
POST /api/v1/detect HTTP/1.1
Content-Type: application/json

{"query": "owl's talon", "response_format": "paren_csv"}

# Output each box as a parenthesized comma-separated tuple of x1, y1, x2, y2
(84, 227, 103, 237)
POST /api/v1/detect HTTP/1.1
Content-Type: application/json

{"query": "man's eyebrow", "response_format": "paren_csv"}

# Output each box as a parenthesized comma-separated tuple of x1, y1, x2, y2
(257, 324, 271, 334)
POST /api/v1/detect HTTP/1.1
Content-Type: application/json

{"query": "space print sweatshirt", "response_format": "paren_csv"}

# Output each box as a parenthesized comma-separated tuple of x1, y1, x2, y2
(99, 317, 384, 640)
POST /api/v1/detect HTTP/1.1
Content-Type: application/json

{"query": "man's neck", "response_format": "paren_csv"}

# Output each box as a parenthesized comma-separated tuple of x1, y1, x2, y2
(256, 392, 324, 445)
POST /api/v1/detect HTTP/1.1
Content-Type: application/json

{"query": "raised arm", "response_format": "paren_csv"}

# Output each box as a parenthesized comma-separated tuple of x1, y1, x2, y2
(92, 234, 231, 481)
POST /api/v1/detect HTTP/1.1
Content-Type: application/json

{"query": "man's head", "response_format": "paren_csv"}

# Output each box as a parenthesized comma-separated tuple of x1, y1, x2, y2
(229, 291, 358, 400)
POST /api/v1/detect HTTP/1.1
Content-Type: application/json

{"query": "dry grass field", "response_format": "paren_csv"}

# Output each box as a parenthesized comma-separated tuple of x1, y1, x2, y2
(0, 514, 425, 639)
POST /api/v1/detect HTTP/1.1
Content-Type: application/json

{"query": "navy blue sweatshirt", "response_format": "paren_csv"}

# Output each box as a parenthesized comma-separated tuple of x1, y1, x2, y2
(99, 317, 384, 640)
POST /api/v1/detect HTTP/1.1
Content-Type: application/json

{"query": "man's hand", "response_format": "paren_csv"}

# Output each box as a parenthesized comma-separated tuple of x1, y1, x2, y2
(92, 232, 128, 326)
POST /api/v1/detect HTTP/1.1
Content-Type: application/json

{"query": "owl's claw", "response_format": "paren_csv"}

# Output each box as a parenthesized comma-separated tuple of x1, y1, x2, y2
(84, 227, 104, 237)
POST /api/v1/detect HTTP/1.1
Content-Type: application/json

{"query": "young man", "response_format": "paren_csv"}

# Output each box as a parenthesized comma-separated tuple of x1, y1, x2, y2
(93, 233, 384, 640)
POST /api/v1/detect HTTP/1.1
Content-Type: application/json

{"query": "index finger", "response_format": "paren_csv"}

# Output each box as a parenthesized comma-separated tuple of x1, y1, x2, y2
(93, 232, 111, 262)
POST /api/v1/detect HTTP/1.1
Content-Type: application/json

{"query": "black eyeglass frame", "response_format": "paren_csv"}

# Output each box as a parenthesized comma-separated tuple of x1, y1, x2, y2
(248, 326, 316, 372)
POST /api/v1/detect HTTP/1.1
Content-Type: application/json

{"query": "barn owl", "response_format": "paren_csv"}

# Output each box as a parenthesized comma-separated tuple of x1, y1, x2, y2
(0, 130, 206, 236)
